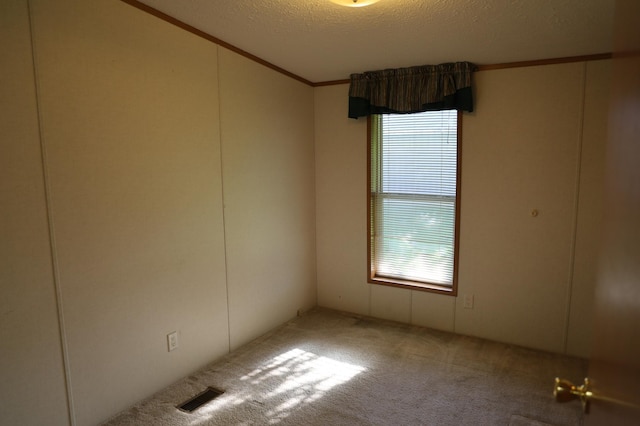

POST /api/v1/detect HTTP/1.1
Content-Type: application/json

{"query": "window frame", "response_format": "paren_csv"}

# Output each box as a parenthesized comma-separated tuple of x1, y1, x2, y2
(367, 111, 462, 296)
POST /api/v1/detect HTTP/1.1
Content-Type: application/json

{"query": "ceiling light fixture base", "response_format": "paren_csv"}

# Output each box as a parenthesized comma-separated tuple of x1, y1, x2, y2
(330, 0, 381, 8)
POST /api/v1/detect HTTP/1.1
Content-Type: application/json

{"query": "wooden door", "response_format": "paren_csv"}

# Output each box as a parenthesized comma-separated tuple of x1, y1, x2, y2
(584, 0, 640, 424)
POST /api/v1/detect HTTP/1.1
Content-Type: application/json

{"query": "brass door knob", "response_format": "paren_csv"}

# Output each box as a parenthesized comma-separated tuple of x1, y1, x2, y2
(554, 377, 592, 413)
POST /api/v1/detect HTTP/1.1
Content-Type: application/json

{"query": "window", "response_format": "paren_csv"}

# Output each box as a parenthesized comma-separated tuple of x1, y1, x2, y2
(368, 110, 460, 294)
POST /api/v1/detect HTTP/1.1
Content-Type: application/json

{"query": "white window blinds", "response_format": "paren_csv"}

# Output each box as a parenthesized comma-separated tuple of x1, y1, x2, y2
(370, 110, 458, 287)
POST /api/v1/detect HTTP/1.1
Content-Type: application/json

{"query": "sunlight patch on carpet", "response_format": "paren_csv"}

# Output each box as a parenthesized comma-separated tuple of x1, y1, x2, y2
(187, 347, 365, 425)
(257, 348, 365, 423)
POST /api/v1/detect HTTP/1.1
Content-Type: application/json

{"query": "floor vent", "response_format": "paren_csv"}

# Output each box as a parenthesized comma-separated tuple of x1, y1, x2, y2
(177, 387, 224, 413)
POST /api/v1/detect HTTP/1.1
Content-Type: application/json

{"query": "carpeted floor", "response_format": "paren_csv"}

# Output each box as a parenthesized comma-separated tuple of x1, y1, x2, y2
(102, 308, 587, 425)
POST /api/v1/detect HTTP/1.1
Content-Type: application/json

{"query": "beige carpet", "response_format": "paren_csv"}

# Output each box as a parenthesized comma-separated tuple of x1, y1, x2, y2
(102, 308, 587, 425)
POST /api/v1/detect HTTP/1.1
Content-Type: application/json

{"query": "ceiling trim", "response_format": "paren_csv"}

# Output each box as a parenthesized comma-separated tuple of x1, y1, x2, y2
(120, 0, 314, 86)
(311, 53, 612, 86)
(476, 53, 612, 72)
(120, 0, 611, 88)
(313, 79, 352, 87)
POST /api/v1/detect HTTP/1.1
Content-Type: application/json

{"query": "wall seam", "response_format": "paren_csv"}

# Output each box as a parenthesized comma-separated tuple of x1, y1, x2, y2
(452, 293, 457, 333)
(409, 291, 414, 325)
(562, 62, 588, 355)
(27, 0, 76, 424)
(311, 88, 320, 309)
(216, 46, 232, 354)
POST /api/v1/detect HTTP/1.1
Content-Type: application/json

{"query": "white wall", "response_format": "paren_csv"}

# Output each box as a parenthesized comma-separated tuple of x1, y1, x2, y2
(218, 48, 317, 350)
(315, 61, 609, 356)
(1, 0, 316, 424)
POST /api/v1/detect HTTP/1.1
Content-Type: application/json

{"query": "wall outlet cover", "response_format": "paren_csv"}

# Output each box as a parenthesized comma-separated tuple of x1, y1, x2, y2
(463, 295, 474, 309)
(167, 331, 178, 352)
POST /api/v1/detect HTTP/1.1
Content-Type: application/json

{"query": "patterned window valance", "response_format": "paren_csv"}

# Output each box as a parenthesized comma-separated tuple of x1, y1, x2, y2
(348, 62, 476, 119)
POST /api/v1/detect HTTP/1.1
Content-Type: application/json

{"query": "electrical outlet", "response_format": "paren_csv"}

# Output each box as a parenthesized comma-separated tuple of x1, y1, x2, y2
(463, 294, 474, 309)
(167, 331, 178, 352)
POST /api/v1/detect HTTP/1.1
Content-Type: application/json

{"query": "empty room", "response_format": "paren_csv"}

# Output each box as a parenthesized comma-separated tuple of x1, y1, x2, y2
(2, 0, 639, 425)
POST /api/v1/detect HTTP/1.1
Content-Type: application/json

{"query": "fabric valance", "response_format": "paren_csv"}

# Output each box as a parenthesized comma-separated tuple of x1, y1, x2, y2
(348, 61, 476, 119)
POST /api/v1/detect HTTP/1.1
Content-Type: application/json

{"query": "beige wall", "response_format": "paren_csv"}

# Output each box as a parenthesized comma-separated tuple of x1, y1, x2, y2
(2, 0, 316, 424)
(315, 61, 609, 356)
(218, 48, 317, 351)
(2, 0, 608, 423)
(29, 0, 229, 424)
(567, 59, 610, 357)
(0, 1, 70, 425)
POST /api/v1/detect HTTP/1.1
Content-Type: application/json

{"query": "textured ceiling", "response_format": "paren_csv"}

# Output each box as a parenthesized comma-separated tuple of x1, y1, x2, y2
(135, 0, 615, 83)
